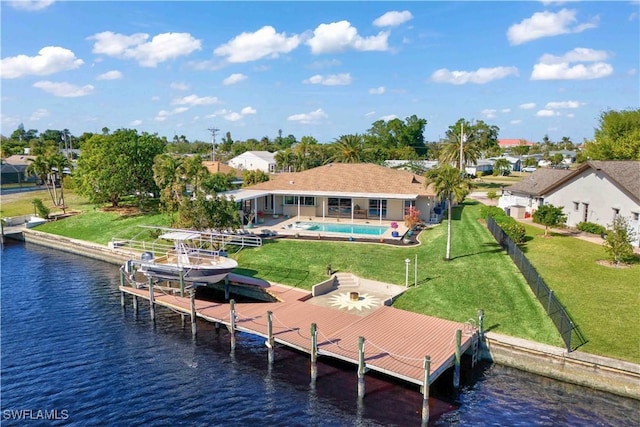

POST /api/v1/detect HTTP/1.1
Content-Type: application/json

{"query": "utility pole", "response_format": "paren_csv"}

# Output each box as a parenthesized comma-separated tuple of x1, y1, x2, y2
(208, 126, 219, 162)
(459, 122, 465, 171)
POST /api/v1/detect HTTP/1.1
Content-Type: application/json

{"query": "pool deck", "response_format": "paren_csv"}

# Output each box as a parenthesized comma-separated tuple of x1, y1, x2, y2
(248, 215, 408, 240)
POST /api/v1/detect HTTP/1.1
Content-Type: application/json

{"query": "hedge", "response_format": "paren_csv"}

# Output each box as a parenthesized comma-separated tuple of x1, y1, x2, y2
(480, 205, 527, 244)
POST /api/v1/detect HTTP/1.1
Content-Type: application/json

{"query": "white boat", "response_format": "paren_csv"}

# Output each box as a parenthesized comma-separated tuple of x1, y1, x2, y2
(137, 231, 239, 285)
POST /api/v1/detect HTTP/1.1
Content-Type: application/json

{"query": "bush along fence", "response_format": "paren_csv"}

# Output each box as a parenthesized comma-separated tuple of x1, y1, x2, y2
(486, 215, 588, 352)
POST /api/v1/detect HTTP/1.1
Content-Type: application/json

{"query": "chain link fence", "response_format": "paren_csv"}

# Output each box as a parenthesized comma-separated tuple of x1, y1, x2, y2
(487, 216, 588, 351)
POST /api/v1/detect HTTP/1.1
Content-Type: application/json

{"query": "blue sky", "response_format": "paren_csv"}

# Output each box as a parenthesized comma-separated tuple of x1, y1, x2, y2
(1, 1, 638, 145)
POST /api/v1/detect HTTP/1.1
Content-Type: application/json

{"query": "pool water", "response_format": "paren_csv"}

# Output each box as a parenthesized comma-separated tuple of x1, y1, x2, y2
(295, 221, 388, 236)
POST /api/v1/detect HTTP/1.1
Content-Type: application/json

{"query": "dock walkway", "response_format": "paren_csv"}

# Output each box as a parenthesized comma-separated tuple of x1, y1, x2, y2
(120, 283, 477, 387)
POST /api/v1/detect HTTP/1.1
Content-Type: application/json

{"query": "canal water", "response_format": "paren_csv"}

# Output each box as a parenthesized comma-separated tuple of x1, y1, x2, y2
(1, 241, 638, 426)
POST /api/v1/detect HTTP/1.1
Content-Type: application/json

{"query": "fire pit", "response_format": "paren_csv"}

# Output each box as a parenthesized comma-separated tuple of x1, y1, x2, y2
(350, 291, 359, 301)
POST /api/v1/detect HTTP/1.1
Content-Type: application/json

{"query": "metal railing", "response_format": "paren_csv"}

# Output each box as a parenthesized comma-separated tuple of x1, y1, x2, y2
(487, 216, 588, 351)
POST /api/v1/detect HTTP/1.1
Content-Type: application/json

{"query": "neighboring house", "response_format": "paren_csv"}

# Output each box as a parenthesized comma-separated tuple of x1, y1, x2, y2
(543, 161, 640, 247)
(488, 155, 521, 172)
(548, 150, 577, 165)
(202, 161, 242, 178)
(227, 151, 276, 173)
(498, 139, 534, 150)
(498, 168, 573, 213)
(383, 160, 438, 172)
(220, 163, 438, 225)
(499, 161, 640, 247)
(1, 155, 36, 185)
(465, 159, 495, 176)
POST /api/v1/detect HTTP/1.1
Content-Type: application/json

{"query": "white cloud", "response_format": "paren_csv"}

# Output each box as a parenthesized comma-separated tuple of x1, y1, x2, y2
(223, 73, 248, 85)
(8, 1, 54, 11)
(365, 111, 376, 117)
(507, 9, 598, 45)
(536, 109, 559, 117)
(96, 70, 122, 80)
(379, 114, 398, 121)
(170, 82, 189, 90)
(545, 100, 580, 109)
(33, 81, 94, 97)
(510, 119, 523, 124)
(29, 108, 50, 121)
(240, 106, 256, 115)
(520, 102, 537, 109)
(373, 10, 413, 27)
(214, 26, 301, 63)
(501, 108, 512, 113)
(304, 73, 352, 86)
(130, 119, 143, 126)
(151, 96, 160, 101)
(369, 86, 385, 95)
(0, 46, 83, 79)
(481, 109, 497, 119)
(538, 47, 609, 64)
(224, 112, 243, 122)
(287, 108, 328, 124)
(155, 107, 188, 121)
(531, 61, 612, 80)
(172, 94, 220, 106)
(88, 31, 201, 67)
(566, 113, 575, 118)
(628, 68, 638, 76)
(307, 21, 389, 54)
(431, 66, 518, 85)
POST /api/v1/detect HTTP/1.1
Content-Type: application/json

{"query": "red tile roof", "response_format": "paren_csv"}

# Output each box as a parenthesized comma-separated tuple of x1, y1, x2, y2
(498, 139, 533, 147)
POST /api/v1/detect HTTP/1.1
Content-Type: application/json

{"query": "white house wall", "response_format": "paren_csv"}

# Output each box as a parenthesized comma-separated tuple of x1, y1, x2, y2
(545, 169, 640, 247)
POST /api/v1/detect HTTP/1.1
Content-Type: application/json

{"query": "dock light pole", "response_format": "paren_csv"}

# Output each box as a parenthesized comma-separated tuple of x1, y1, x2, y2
(405, 258, 410, 288)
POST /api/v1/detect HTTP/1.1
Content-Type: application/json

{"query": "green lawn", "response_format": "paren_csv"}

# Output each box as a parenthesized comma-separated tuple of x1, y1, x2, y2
(8, 190, 639, 362)
(520, 225, 640, 363)
(0, 188, 93, 218)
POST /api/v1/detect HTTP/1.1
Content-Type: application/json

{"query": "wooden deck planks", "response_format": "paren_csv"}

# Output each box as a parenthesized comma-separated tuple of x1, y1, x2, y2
(120, 285, 476, 386)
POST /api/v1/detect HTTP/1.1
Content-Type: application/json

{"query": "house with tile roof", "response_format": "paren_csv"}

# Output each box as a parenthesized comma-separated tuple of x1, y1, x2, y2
(220, 163, 438, 225)
(498, 139, 534, 149)
(227, 151, 276, 173)
(500, 161, 640, 247)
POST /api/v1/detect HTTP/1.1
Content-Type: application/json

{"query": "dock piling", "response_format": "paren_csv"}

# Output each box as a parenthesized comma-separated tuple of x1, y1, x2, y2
(120, 291, 125, 308)
(422, 356, 431, 426)
(229, 299, 236, 352)
(266, 310, 274, 365)
(190, 288, 197, 337)
(310, 323, 318, 383)
(148, 277, 155, 321)
(180, 272, 187, 327)
(478, 308, 485, 340)
(357, 336, 366, 399)
(132, 295, 138, 313)
(454, 329, 462, 389)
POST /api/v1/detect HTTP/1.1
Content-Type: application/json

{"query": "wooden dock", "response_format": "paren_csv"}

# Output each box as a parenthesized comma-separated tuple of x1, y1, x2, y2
(119, 283, 478, 388)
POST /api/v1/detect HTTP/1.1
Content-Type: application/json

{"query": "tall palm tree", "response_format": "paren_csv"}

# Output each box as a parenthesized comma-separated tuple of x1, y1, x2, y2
(331, 134, 363, 163)
(424, 164, 472, 261)
(26, 156, 55, 204)
(439, 138, 480, 170)
(48, 153, 71, 212)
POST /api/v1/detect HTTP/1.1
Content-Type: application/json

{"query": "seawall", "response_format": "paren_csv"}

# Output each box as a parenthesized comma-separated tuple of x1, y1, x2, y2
(15, 228, 640, 400)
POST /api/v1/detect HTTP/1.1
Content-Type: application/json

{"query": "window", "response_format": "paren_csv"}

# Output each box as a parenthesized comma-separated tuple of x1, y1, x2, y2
(632, 212, 639, 221)
(283, 196, 315, 206)
(582, 203, 589, 223)
(612, 208, 620, 219)
(404, 200, 414, 214)
(573, 202, 579, 211)
(368, 199, 387, 218)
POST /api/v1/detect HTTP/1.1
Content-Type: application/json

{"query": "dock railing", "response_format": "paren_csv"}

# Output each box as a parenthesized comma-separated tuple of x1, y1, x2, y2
(486, 216, 588, 352)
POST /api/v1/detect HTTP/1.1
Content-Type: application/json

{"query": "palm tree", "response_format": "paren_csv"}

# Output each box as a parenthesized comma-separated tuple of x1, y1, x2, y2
(493, 158, 511, 176)
(26, 156, 55, 203)
(48, 153, 71, 212)
(424, 164, 472, 261)
(153, 154, 186, 217)
(438, 138, 480, 170)
(331, 134, 363, 163)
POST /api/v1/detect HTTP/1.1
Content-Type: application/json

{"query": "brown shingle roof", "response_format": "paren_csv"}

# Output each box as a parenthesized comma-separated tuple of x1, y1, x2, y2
(247, 163, 435, 196)
(202, 161, 241, 177)
(506, 168, 573, 196)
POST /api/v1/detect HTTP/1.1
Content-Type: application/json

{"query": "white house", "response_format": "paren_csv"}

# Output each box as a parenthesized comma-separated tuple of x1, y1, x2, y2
(500, 161, 640, 247)
(543, 161, 640, 247)
(228, 151, 276, 173)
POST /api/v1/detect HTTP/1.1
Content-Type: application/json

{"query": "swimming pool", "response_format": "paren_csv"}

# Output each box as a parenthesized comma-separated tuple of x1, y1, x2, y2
(292, 221, 388, 236)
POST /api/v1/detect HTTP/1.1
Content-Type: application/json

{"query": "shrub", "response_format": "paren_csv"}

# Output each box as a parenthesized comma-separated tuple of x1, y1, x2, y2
(486, 190, 498, 201)
(576, 221, 606, 235)
(32, 198, 50, 219)
(481, 205, 526, 243)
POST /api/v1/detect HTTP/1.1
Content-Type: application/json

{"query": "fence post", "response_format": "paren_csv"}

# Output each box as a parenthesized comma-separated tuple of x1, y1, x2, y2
(547, 289, 553, 314)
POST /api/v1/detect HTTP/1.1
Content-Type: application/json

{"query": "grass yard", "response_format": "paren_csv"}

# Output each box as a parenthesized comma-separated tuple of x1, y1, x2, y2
(0, 188, 93, 218)
(520, 224, 640, 363)
(234, 202, 563, 347)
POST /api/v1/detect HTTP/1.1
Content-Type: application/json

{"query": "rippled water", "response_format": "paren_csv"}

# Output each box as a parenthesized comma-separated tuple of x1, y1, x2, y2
(1, 241, 638, 426)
